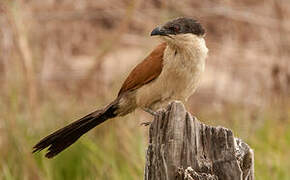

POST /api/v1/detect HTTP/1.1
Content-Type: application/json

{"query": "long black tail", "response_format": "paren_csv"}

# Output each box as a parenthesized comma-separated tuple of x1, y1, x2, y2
(33, 103, 118, 158)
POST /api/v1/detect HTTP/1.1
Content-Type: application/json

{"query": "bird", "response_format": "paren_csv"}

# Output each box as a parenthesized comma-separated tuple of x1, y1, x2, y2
(33, 17, 208, 158)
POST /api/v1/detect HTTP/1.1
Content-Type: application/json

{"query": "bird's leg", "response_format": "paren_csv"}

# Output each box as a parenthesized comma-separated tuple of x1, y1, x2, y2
(140, 121, 151, 126)
(140, 107, 159, 126)
(142, 107, 158, 116)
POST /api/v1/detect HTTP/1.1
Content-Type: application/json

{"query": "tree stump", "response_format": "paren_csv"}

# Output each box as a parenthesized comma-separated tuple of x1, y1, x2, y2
(144, 101, 254, 180)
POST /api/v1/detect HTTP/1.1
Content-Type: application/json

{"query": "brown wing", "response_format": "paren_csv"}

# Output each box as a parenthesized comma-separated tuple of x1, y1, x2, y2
(118, 43, 167, 96)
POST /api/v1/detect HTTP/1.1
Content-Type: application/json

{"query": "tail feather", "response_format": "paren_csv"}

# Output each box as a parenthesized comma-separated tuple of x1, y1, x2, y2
(33, 103, 118, 158)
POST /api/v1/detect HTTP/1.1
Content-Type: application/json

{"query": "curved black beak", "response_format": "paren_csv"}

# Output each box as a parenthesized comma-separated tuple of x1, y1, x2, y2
(150, 26, 166, 36)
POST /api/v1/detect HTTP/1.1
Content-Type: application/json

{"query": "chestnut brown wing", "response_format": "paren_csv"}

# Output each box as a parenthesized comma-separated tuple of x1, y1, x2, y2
(118, 43, 167, 96)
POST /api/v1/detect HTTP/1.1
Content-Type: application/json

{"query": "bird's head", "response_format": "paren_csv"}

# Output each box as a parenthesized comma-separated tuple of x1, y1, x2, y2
(151, 17, 205, 46)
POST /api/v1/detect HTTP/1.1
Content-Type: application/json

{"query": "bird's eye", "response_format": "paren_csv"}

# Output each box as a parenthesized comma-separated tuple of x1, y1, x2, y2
(169, 25, 180, 33)
(173, 25, 180, 32)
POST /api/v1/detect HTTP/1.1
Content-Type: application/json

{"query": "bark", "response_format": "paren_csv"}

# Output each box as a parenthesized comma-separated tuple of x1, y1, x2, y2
(144, 101, 254, 180)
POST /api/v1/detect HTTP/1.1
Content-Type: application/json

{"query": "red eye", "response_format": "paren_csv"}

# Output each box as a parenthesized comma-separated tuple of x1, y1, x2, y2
(169, 25, 180, 33)
(174, 25, 180, 32)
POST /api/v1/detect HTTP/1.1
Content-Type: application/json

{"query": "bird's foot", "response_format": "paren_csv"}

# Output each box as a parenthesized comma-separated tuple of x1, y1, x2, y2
(142, 108, 159, 116)
(140, 121, 152, 126)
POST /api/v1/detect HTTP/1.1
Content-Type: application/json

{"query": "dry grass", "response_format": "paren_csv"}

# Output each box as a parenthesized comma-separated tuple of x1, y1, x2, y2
(0, 0, 290, 179)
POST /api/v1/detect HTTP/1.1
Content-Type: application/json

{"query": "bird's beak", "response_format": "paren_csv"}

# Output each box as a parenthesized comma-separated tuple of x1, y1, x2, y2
(151, 26, 166, 36)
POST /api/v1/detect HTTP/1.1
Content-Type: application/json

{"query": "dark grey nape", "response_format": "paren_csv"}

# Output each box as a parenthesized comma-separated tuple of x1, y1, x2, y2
(163, 17, 205, 36)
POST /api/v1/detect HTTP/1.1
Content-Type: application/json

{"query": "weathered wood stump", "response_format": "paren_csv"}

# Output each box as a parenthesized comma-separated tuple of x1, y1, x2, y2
(144, 101, 254, 180)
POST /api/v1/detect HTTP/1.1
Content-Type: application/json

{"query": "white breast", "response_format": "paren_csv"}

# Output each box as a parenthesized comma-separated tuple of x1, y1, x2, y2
(135, 35, 208, 110)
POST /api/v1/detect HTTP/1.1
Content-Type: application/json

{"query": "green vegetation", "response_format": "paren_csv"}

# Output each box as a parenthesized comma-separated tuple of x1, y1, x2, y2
(1, 0, 289, 179)
(0, 90, 146, 180)
(200, 102, 290, 180)
(0, 87, 289, 179)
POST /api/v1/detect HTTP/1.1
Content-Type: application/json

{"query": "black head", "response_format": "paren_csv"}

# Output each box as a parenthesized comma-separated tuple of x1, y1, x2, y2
(151, 17, 205, 37)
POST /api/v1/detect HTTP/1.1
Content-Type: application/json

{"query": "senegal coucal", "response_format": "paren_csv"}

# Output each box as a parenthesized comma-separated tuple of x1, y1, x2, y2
(33, 17, 208, 158)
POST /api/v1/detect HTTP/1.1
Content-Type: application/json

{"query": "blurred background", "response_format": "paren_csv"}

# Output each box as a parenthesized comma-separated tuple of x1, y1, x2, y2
(0, 0, 290, 179)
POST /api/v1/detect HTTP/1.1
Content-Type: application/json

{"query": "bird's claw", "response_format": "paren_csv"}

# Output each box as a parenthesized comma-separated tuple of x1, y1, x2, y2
(140, 122, 152, 126)
(142, 108, 159, 116)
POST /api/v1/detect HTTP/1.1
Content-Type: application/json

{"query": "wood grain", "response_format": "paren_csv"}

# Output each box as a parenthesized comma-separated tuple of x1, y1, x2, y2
(144, 101, 254, 180)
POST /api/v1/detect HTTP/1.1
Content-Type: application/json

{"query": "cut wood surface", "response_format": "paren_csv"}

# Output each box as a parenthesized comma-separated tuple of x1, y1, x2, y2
(144, 101, 254, 180)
